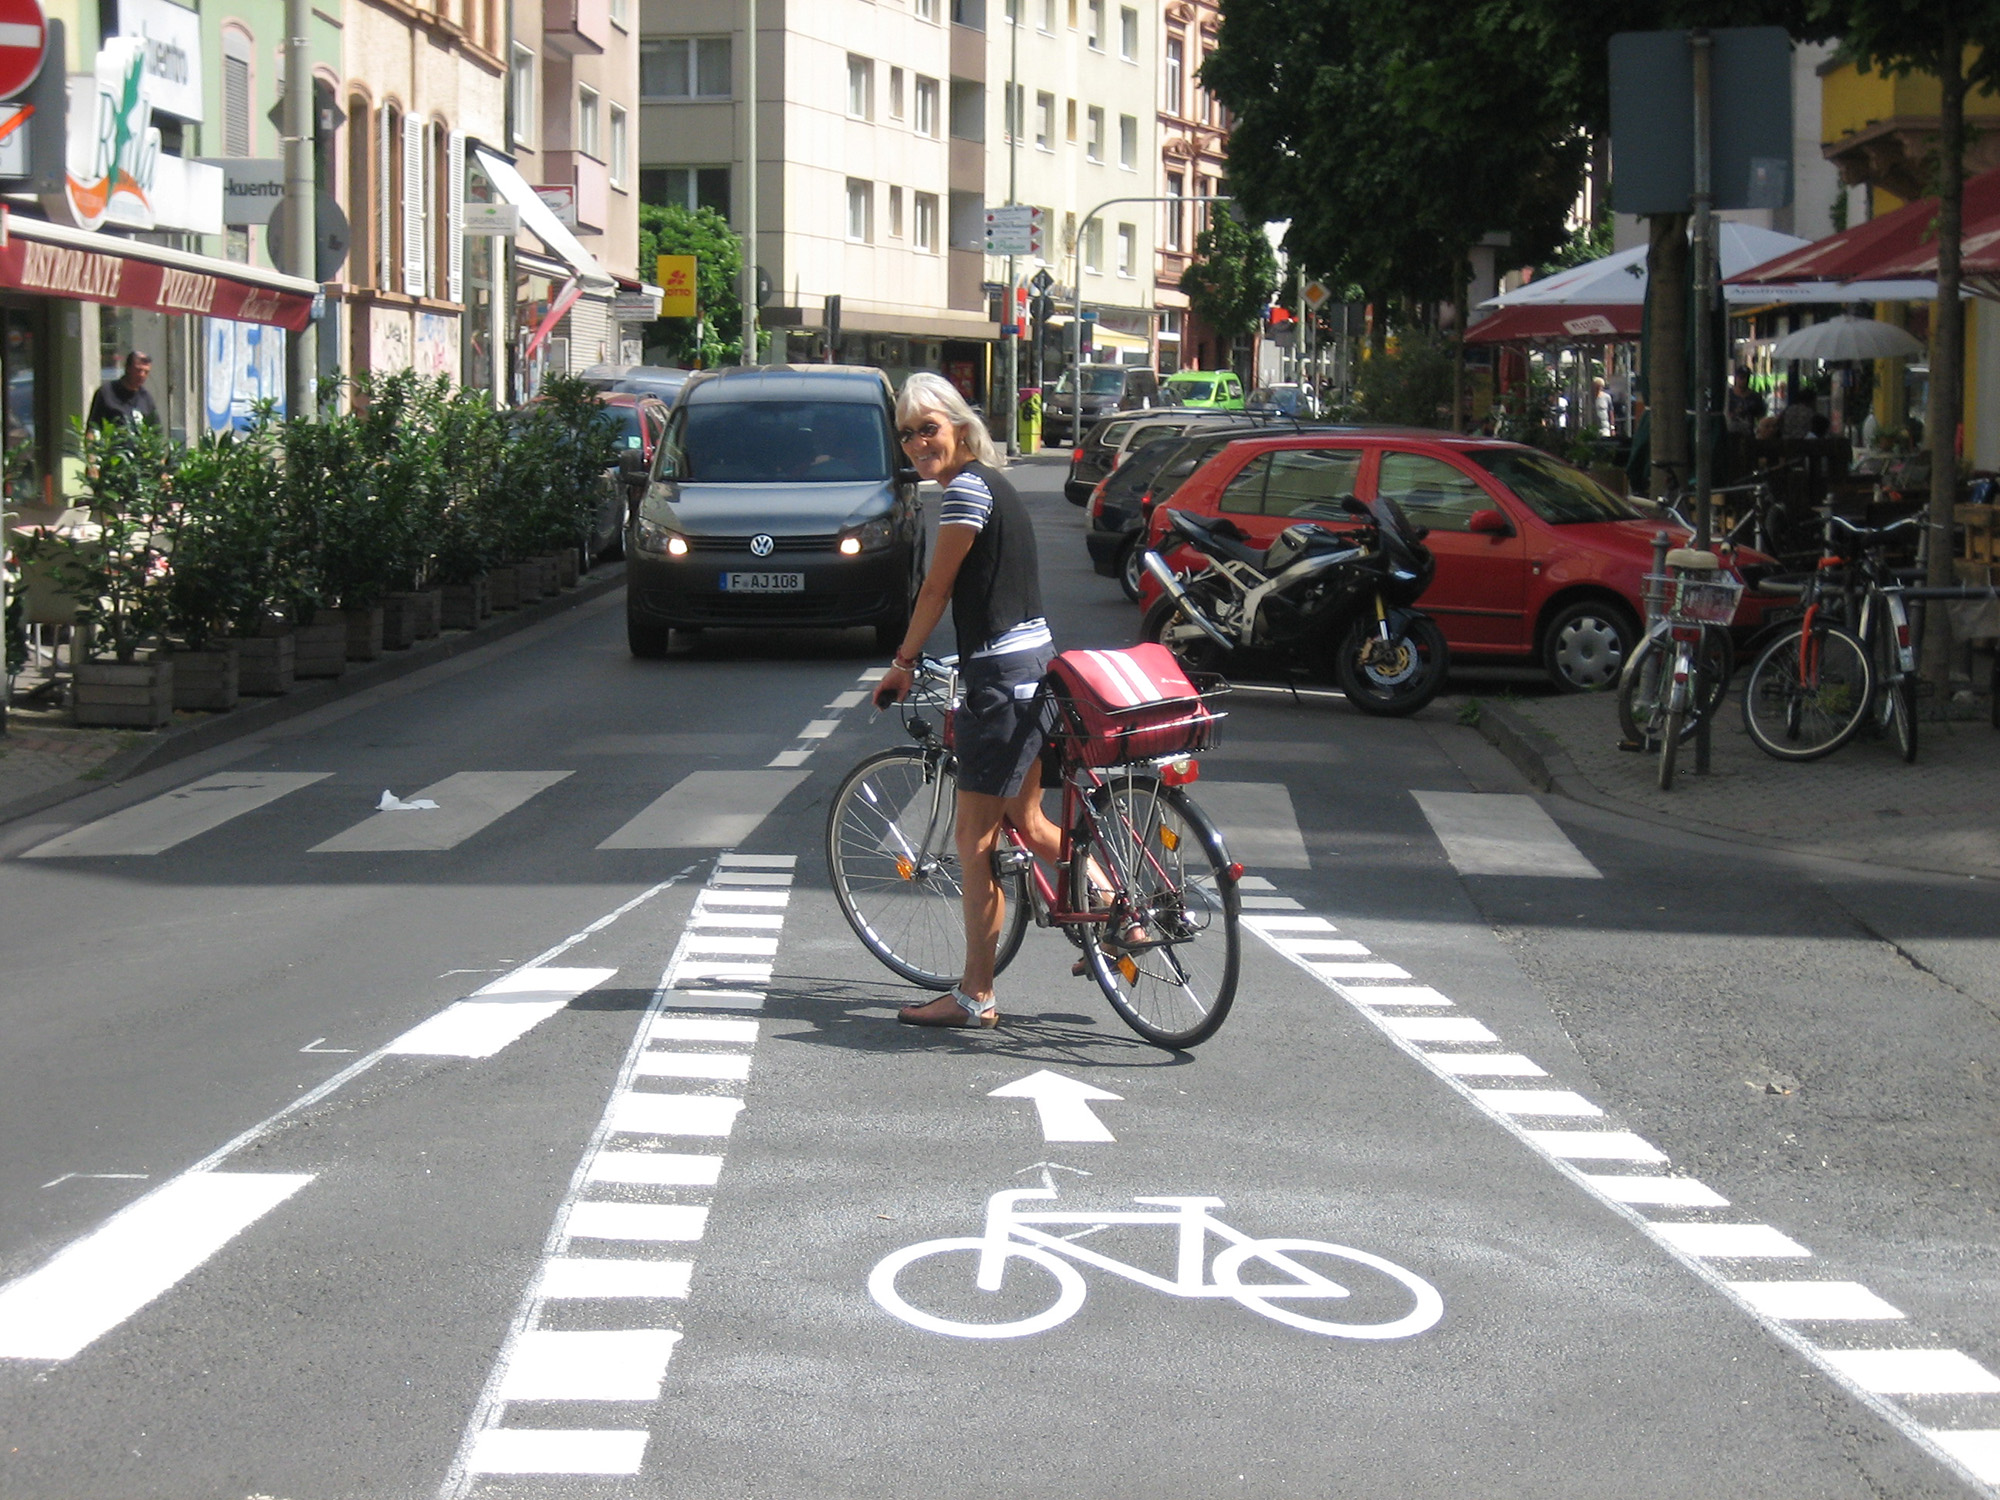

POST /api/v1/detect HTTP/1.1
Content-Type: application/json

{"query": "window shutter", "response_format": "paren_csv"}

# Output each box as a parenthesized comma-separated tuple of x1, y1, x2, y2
(378, 110, 395, 288)
(447, 130, 465, 304)
(402, 114, 426, 297)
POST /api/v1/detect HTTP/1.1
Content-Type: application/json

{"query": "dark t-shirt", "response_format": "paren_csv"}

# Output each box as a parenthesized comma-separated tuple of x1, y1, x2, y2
(88, 379, 158, 429)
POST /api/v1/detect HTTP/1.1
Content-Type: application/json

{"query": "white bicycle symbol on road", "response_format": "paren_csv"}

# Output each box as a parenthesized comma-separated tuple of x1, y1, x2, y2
(869, 1187, 1445, 1341)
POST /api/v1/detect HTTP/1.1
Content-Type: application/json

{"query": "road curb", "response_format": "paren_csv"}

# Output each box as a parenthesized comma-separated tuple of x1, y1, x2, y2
(0, 570, 625, 830)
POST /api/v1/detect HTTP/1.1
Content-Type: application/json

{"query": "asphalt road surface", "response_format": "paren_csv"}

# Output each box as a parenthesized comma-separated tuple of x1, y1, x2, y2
(2, 454, 1998, 1500)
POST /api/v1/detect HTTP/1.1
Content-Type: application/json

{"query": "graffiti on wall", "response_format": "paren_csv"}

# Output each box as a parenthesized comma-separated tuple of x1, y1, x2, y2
(203, 317, 285, 432)
(415, 313, 458, 382)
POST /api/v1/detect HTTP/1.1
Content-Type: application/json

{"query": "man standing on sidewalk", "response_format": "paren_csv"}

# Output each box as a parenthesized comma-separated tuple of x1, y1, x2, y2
(87, 351, 158, 430)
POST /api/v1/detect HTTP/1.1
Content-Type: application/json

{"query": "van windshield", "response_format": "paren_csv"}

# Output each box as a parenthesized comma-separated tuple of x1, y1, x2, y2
(677, 400, 894, 483)
(1054, 368, 1132, 397)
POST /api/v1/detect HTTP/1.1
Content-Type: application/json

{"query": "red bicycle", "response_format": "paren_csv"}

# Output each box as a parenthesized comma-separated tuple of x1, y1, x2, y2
(826, 649, 1242, 1048)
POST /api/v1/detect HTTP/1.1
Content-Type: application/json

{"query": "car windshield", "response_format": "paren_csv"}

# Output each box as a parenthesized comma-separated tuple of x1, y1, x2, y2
(1172, 379, 1216, 401)
(677, 400, 893, 483)
(1054, 368, 1131, 396)
(1471, 448, 1640, 524)
(1102, 437, 1183, 503)
(613, 407, 644, 448)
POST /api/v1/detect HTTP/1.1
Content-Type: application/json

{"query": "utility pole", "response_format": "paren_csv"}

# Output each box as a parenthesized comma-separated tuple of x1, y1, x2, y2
(1003, 7, 1020, 455)
(1690, 28, 1716, 774)
(739, 0, 758, 367)
(281, 0, 316, 419)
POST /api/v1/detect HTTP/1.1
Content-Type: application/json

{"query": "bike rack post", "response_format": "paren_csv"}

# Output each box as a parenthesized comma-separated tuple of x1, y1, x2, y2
(1648, 531, 1670, 631)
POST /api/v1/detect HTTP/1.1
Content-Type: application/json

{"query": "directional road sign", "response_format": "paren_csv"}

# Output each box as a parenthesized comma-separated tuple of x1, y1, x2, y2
(0, 0, 46, 101)
(984, 204, 1044, 257)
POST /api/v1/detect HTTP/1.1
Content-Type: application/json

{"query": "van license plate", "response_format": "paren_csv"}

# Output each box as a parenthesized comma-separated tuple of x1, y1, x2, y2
(722, 572, 805, 593)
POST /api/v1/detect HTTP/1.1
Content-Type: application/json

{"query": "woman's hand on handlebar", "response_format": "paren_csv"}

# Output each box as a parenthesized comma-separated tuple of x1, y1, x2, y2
(873, 663, 914, 710)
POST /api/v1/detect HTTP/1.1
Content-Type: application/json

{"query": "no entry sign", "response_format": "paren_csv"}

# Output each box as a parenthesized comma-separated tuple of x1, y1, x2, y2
(0, 0, 46, 101)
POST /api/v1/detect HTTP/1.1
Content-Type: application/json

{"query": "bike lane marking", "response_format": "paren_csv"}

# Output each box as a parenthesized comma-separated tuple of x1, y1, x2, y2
(768, 668, 891, 769)
(443, 853, 795, 1490)
(1233, 870, 2000, 1494)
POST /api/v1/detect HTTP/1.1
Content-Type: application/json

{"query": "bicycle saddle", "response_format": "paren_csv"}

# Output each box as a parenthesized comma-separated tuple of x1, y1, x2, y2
(1664, 548, 1721, 571)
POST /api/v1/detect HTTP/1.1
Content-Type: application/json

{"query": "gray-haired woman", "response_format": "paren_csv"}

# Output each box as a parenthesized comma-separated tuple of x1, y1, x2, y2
(872, 372, 1059, 1028)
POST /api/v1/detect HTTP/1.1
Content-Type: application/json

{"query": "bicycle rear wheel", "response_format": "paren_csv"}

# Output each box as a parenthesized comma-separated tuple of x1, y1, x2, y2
(1080, 770, 1240, 1048)
(1617, 630, 1732, 749)
(1869, 616, 1920, 764)
(1741, 625, 1873, 762)
(826, 746, 1029, 990)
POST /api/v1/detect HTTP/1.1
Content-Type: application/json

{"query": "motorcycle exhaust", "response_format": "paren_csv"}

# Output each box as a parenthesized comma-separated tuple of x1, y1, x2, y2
(1140, 551, 1235, 650)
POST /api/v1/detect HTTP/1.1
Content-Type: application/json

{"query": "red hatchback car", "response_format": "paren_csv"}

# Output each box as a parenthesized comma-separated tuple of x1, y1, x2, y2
(1138, 431, 1777, 692)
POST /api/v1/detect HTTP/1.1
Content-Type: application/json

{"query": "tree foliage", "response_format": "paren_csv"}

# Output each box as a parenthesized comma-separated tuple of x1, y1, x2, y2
(637, 204, 745, 367)
(1179, 212, 1279, 348)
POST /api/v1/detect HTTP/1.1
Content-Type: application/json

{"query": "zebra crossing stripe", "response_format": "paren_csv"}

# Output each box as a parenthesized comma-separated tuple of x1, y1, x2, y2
(311, 771, 573, 852)
(22, 772, 333, 858)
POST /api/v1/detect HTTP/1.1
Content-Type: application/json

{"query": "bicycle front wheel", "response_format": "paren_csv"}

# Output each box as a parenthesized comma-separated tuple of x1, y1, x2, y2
(1869, 617, 1920, 764)
(1618, 630, 1732, 749)
(1741, 625, 1873, 762)
(1081, 770, 1240, 1048)
(826, 746, 1029, 990)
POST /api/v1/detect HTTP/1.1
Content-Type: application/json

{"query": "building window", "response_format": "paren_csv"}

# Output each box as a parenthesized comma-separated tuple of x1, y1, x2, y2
(889, 66, 905, 119)
(641, 37, 732, 101)
(1165, 170, 1183, 251)
(221, 28, 253, 158)
(914, 190, 937, 251)
(1067, 0, 1078, 26)
(1082, 216, 1103, 274)
(345, 93, 372, 285)
(1039, 0, 1054, 31)
(642, 165, 731, 213)
(848, 55, 874, 119)
(1003, 0, 1019, 20)
(951, 0, 985, 24)
(915, 0, 935, 18)
(1085, 0, 1102, 48)
(1165, 35, 1184, 116)
(914, 75, 939, 137)
(1119, 5, 1137, 60)
(578, 85, 601, 157)
(1202, 49, 1218, 124)
(948, 190, 984, 249)
(1003, 82, 1024, 142)
(1035, 91, 1053, 150)
(1118, 113, 1136, 169)
(1116, 222, 1134, 276)
(608, 0, 626, 28)
(1086, 106, 1104, 162)
(888, 184, 904, 236)
(510, 45, 534, 145)
(608, 105, 626, 186)
(847, 178, 873, 242)
(949, 78, 983, 140)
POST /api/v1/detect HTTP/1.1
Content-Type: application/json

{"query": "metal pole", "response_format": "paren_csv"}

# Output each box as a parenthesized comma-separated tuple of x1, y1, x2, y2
(1691, 28, 1715, 774)
(281, 0, 316, 419)
(1003, 11, 1019, 455)
(739, 0, 758, 366)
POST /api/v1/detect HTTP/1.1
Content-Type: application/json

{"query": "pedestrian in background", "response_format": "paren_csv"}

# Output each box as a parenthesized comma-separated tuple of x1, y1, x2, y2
(1590, 377, 1613, 437)
(88, 351, 158, 430)
(1726, 368, 1767, 436)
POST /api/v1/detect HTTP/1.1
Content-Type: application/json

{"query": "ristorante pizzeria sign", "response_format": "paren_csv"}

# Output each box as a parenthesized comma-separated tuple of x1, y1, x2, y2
(0, 230, 314, 328)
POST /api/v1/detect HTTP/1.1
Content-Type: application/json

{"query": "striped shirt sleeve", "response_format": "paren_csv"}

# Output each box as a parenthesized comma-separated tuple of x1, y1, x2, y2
(938, 469, 994, 531)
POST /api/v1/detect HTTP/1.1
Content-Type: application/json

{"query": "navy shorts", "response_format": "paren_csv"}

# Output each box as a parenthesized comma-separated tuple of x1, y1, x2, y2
(952, 646, 1055, 798)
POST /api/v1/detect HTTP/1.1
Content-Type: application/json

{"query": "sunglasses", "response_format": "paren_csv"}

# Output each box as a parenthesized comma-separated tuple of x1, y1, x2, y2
(897, 420, 945, 446)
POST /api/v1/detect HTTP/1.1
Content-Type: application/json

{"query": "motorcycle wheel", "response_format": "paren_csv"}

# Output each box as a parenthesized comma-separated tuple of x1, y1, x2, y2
(1332, 613, 1450, 717)
(1140, 588, 1234, 675)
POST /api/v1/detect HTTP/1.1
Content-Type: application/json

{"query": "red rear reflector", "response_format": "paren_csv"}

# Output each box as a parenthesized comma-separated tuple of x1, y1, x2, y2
(1225, 862, 1244, 882)
(1072, 447, 1085, 464)
(1160, 757, 1200, 786)
(1896, 623, 1911, 648)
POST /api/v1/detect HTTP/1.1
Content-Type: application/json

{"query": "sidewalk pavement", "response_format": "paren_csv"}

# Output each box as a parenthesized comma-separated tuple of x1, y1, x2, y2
(1469, 688, 2000, 880)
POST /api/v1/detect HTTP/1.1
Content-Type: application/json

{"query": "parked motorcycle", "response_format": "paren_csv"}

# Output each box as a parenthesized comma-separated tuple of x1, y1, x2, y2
(1138, 496, 1451, 717)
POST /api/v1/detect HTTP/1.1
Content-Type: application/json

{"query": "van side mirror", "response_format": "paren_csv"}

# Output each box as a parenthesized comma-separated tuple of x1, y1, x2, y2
(1467, 508, 1514, 536)
(618, 450, 650, 484)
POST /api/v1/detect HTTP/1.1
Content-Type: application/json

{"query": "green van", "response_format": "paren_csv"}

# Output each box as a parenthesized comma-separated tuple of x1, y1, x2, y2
(1162, 370, 1246, 411)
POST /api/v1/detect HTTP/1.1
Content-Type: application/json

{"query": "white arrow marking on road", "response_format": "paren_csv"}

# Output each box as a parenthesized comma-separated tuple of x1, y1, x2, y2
(989, 1070, 1123, 1143)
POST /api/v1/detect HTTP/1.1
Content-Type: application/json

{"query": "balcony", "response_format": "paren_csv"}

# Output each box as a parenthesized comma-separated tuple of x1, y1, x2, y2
(542, 150, 610, 234)
(543, 0, 606, 56)
(1821, 59, 2000, 200)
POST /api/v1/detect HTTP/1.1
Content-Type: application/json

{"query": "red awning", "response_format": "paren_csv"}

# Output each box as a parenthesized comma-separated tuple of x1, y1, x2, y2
(1868, 209, 2000, 278)
(1728, 167, 2000, 286)
(1464, 303, 1640, 345)
(0, 211, 318, 331)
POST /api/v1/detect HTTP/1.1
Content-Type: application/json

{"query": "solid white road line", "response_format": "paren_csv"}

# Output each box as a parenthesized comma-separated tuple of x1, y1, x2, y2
(0, 1172, 314, 1360)
(538, 1258, 693, 1300)
(565, 1203, 709, 1243)
(466, 1428, 651, 1477)
(1193, 782, 1312, 869)
(1725, 1281, 1905, 1321)
(1583, 1175, 1729, 1208)
(384, 967, 617, 1059)
(22, 772, 333, 858)
(1411, 790, 1602, 879)
(597, 770, 810, 849)
(496, 1329, 682, 1401)
(1648, 1222, 1812, 1258)
(587, 1152, 724, 1187)
(1819, 1349, 2000, 1397)
(311, 771, 573, 852)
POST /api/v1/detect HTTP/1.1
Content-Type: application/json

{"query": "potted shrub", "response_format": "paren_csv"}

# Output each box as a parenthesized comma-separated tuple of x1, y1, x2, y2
(158, 431, 263, 711)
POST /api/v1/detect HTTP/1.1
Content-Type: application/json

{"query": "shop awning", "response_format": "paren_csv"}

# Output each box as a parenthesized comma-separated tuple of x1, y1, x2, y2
(0, 211, 318, 330)
(1729, 167, 2000, 287)
(1465, 304, 1639, 345)
(472, 146, 616, 293)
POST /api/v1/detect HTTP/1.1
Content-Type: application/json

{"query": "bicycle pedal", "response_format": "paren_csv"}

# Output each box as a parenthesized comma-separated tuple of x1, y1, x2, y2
(1617, 739, 1648, 754)
(992, 847, 1033, 877)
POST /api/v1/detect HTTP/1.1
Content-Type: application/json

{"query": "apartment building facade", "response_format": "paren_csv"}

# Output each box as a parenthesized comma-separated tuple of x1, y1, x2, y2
(1152, 0, 1225, 373)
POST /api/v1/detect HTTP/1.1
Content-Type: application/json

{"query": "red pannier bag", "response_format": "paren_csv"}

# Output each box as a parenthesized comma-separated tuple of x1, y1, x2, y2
(1044, 643, 1217, 768)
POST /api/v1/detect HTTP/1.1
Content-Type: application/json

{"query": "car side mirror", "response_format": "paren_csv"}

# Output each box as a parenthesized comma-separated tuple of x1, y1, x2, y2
(618, 450, 650, 484)
(1467, 508, 1514, 536)
(896, 465, 921, 485)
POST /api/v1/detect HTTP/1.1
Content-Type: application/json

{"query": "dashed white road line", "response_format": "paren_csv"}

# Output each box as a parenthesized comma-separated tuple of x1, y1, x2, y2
(767, 669, 887, 768)
(1233, 870, 2000, 1495)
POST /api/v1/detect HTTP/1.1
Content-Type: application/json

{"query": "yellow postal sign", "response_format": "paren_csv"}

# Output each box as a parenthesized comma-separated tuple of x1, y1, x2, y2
(656, 255, 698, 318)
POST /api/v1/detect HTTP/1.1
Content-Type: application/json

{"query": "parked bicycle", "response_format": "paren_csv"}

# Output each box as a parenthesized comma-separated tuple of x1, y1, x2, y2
(1615, 548, 1743, 791)
(869, 1184, 1445, 1341)
(1740, 513, 1920, 764)
(825, 647, 1243, 1049)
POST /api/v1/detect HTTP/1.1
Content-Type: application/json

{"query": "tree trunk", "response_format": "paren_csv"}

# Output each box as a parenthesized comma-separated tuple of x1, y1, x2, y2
(1368, 297, 1388, 364)
(1647, 212, 1692, 498)
(1453, 257, 1469, 433)
(1925, 28, 1967, 702)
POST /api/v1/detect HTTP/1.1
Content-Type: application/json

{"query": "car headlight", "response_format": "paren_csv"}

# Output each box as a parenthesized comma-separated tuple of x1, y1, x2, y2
(839, 517, 896, 555)
(635, 518, 690, 557)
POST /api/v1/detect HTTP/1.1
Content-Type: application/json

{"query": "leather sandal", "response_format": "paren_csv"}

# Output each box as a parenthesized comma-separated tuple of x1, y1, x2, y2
(898, 986, 1000, 1028)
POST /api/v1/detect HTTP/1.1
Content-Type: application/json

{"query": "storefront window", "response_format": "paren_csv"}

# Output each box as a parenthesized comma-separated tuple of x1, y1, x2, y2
(2, 306, 41, 503)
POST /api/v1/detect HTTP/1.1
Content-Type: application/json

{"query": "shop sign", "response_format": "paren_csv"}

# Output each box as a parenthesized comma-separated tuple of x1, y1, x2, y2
(197, 156, 283, 225)
(655, 254, 695, 317)
(117, 0, 201, 123)
(0, 230, 315, 329)
(62, 38, 158, 231)
(534, 184, 575, 227)
(612, 289, 660, 321)
(463, 201, 519, 236)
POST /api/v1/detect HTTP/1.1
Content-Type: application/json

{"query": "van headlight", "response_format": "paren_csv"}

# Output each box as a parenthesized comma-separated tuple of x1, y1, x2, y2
(636, 518, 690, 557)
(839, 517, 896, 555)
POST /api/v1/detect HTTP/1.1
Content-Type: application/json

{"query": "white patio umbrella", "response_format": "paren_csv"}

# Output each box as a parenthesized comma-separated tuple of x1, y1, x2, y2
(1766, 314, 1925, 362)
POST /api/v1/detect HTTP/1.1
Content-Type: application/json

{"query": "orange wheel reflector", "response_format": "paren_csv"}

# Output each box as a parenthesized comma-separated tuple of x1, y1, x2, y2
(895, 857, 915, 881)
(1159, 826, 1180, 851)
(1117, 956, 1139, 984)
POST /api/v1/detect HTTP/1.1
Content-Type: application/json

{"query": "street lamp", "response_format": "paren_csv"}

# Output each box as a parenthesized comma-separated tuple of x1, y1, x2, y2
(1067, 194, 1231, 422)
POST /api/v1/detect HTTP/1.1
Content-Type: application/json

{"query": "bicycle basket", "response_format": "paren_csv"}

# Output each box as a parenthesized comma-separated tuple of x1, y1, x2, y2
(1042, 644, 1227, 768)
(1646, 573, 1745, 626)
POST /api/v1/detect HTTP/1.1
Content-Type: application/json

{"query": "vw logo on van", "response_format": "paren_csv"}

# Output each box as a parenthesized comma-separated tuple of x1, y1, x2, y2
(749, 534, 776, 558)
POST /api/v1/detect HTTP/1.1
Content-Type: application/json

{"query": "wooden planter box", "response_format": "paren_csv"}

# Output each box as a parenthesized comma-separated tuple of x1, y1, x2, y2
(294, 618, 349, 679)
(166, 642, 240, 711)
(343, 604, 385, 661)
(413, 588, 443, 640)
(548, 550, 580, 589)
(488, 565, 522, 611)
(74, 656, 173, 728)
(512, 560, 549, 601)
(235, 633, 294, 695)
(440, 576, 489, 630)
(380, 594, 423, 651)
